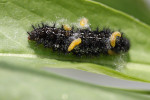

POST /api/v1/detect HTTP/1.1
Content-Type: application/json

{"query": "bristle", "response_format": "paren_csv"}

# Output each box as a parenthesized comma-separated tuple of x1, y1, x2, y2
(27, 32, 30, 35)
(38, 24, 40, 28)
(96, 27, 99, 32)
(32, 25, 36, 29)
(53, 23, 56, 27)
(42, 23, 45, 27)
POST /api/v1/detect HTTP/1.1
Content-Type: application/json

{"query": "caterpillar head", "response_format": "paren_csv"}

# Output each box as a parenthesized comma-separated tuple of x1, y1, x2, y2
(109, 32, 130, 54)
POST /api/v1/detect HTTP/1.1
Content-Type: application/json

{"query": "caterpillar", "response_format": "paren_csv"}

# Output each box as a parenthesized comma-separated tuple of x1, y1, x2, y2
(27, 18, 130, 56)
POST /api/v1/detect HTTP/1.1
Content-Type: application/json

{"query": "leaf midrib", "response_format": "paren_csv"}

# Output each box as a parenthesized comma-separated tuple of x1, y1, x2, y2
(0, 52, 150, 67)
(1, 52, 150, 83)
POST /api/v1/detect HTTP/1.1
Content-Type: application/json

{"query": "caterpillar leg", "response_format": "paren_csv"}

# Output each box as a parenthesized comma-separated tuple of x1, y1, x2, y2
(110, 31, 121, 47)
(68, 38, 82, 52)
(108, 50, 116, 55)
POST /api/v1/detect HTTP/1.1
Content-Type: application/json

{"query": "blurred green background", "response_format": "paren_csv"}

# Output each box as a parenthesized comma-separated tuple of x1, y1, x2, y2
(96, 0, 150, 25)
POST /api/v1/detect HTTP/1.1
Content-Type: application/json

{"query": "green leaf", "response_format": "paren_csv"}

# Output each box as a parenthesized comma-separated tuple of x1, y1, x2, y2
(0, 62, 150, 100)
(1, 0, 150, 83)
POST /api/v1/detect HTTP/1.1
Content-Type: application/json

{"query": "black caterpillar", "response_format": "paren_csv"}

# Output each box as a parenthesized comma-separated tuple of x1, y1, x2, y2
(27, 21, 130, 56)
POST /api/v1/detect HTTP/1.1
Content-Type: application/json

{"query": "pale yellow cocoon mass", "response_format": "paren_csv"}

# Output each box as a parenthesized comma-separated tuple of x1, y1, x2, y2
(80, 18, 88, 27)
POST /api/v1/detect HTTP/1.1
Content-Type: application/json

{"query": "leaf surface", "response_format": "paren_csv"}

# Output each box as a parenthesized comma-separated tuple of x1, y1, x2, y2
(0, 0, 150, 82)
